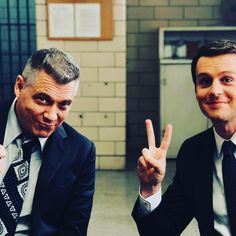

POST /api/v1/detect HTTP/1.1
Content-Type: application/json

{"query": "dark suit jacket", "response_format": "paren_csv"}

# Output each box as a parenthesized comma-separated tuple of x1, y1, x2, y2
(132, 128, 223, 236)
(0, 101, 96, 236)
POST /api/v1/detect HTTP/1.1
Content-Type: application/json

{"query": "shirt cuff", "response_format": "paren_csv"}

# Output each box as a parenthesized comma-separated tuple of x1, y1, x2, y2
(138, 187, 162, 215)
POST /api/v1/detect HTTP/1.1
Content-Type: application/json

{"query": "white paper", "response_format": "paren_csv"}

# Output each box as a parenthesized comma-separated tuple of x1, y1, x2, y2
(75, 3, 101, 38)
(48, 4, 75, 37)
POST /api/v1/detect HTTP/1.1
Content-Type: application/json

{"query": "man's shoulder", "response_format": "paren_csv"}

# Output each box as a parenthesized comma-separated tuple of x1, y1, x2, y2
(181, 127, 214, 149)
(176, 128, 215, 165)
(61, 122, 94, 146)
(187, 127, 213, 140)
(0, 100, 13, 111)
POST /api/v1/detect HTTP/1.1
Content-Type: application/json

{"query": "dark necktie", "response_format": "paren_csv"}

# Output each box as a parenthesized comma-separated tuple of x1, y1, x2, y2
(222, 140, 236, 236)
(0, 137, 39, 235)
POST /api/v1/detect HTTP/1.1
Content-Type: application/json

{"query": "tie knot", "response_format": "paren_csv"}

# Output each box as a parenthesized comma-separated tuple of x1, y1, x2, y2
(21, 138, 39, 161)
(222, 140, 236, 158)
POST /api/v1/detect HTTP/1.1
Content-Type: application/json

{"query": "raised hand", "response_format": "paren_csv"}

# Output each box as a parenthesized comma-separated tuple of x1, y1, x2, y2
(137, 119, 172, 198)
(0, 145, 7, 172)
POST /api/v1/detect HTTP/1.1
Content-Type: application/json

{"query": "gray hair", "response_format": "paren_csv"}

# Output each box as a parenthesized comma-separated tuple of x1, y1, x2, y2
(22, 48, 80, 88)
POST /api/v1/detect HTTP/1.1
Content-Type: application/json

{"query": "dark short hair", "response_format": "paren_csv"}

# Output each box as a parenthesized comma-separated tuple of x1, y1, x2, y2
(191, 40, 236, 85)
(22, 48, 80, 86)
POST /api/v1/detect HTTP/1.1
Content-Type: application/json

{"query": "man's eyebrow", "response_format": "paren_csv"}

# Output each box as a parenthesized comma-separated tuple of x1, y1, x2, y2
(220, 71, 236, 75)
(59, 100, 72, 105)
(33, 93, 72, 105)
(196, 73, 210, 78)
(33, 92, 51, 99)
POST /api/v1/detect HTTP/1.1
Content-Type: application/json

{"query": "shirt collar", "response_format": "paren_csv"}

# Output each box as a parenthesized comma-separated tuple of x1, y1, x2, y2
(4, 98, 22, 148)
(4, 98, 48, 150)
(213, 127, 236, 158)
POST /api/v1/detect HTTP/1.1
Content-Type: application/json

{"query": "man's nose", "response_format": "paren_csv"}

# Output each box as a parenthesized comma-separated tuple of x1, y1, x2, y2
(209, 81, 223, 97)
(44, 106, 58, 121)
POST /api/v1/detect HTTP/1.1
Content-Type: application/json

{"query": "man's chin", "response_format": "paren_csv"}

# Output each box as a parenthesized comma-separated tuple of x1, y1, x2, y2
(34, 129, 55, 138)
(207, 115, 229, 124)
(201, 109, 226, 121)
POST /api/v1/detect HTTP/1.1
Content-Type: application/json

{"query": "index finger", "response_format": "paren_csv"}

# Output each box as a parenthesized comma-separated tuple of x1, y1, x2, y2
(160, 124, 173, 151)
(145, 119, 156, 148)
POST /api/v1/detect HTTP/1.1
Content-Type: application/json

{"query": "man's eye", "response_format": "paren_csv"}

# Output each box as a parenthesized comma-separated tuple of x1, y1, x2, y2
(36, 96, 47, 104)
(59, 102, 71, 110)
(59, 104, 67, 110)
(222, 77, 233, 83)
(197, 77, 212, 86)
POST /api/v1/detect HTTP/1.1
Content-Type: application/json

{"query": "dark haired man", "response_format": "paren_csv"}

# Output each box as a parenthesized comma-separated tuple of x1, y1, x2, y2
(132, 40, 236, 236)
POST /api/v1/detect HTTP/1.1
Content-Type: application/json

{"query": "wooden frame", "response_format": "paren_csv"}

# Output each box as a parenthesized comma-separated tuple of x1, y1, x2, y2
(46, 0, 113, 40)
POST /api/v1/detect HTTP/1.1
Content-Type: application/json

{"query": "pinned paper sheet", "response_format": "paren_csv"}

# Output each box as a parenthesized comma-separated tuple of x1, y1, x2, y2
(48, 4, 75, 37)
(75, 4, 101, 37)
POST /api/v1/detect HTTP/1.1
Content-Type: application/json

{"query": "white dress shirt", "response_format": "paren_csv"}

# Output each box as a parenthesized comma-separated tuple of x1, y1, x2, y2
(139, 127, 236, 236)
(1, 99, 47, 235)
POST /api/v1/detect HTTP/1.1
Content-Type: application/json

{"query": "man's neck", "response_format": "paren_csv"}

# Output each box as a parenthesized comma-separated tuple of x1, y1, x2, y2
(213, 121, 236, 140)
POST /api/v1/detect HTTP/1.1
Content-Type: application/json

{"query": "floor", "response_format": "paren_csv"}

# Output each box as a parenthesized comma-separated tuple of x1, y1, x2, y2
(88, 160, 200, 236)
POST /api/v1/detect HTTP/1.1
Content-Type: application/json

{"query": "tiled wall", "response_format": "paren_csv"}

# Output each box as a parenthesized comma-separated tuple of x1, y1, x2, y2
(126, 0, 225, 164)
(35, 0, 126, 170)
(35, 0, 228, 169)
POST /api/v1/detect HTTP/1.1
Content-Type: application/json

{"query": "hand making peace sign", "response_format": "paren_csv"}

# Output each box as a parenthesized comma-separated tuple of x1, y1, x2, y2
(137, 119, 172, 198)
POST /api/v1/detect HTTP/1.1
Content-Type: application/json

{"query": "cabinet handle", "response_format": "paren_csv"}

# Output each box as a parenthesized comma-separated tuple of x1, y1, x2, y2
(161, 78, 167, 86)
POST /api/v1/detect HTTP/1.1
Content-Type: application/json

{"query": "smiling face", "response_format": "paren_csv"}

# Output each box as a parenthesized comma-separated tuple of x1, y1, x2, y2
(14, 70, 78, 137)
(195, 54, 236, 127)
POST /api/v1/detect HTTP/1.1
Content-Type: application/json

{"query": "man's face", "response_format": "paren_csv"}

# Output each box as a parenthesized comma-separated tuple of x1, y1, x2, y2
(14, 70, 77, 137)
(195, 54, 236, 125)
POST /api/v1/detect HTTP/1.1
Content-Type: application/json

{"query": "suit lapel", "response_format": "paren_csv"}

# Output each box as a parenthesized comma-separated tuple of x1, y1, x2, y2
(37, 125, 69, 188)
(194, 128, 215, 232)
(31, 125, 71, 228)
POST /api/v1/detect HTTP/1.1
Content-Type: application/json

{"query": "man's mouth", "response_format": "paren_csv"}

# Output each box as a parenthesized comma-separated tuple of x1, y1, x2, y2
(204, 100, 228, 108)
(38, 122, 55, 128)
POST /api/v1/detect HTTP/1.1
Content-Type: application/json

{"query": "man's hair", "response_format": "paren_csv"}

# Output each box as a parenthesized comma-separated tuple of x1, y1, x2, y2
(191, 39, 236, 85)
(22, 48, 80, 86)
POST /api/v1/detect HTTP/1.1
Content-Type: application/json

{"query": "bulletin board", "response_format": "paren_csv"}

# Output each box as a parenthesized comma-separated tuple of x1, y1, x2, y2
(46, 0, 113, 40)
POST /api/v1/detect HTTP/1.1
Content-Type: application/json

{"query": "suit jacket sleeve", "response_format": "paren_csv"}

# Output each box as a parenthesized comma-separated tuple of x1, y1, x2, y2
(132, 140, 194, 236)
(132, 128, 215, 236)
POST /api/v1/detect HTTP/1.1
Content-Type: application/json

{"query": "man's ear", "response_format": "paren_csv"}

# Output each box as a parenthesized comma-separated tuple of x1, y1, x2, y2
(14, 75, 25, 97)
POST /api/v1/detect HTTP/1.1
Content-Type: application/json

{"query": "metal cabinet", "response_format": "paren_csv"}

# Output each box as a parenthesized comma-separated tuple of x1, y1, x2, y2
(159, 63, 209, 158)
